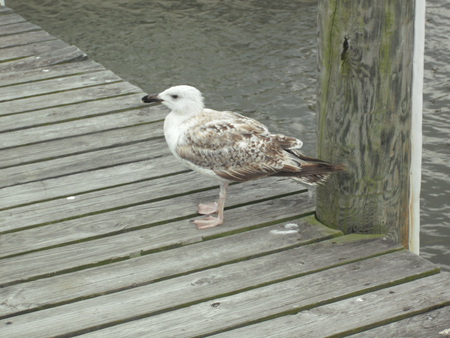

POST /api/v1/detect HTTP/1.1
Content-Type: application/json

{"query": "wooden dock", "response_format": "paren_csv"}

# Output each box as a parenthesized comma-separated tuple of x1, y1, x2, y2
(1, 7, 449, 337)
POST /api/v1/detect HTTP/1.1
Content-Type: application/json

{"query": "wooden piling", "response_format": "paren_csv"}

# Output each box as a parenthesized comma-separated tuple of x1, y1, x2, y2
(315, 0, 424, 250)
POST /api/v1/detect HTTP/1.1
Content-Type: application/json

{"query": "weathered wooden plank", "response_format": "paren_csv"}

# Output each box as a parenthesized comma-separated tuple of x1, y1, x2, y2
(0, 70, 122, 102)
(0, 215, 339, 317)
(215, 272, 450, 337)
(0, 30, 54, 48)
(0, 107, 155, 148)
(0, 123, 163, 168)
(0, 21, 40, 35)
(0, 138, 168, 187)
(0, 45, 87, 72)
(0, 13, 26, 26)
(0, 81, 140, 114)
(0, 40, 69, 63)
(0, 192, 316, 286)
(0, 178, 308, 258)
(0, 7, 12, 14)
(0, 238, 405, 337)
(0, 60, 105, 87)
(0, 155, 176, 209)
(0, 107, 160, 149)
(0, 93, 152, 133)
(75, 251, 437, 338)
(351, 306, 450, 337)
(0, 168, 197, 233)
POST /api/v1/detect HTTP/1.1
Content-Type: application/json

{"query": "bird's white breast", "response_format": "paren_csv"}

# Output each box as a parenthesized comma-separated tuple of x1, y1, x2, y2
(163, 110, 228, 182)
(164, 111, 198, 152)
(163, 112, 182, 156)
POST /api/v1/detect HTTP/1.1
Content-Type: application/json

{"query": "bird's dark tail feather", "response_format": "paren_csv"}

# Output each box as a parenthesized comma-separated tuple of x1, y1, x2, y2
(273, 150, 345, 185)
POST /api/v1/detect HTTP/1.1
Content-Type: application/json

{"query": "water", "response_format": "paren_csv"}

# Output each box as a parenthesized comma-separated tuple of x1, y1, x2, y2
(9, 0, 449, 271)
(420, 0, 450, 271)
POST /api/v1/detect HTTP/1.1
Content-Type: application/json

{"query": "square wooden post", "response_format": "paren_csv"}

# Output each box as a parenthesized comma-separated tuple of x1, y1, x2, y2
(316, 0, 424, 252)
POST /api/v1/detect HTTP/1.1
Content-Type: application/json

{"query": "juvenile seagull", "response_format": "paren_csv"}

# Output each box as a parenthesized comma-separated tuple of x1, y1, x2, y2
(142, 85, 343, 229)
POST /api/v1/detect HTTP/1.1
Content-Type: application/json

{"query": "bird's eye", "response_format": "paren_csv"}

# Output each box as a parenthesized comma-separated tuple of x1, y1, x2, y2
(171, 94, 179, 99)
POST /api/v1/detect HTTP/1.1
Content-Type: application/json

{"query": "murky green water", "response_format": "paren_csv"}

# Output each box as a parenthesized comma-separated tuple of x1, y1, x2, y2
(10, 0, 449, 271)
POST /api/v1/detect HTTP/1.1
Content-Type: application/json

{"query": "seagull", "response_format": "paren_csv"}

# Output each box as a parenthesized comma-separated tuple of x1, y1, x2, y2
(142, 85, 343, 229)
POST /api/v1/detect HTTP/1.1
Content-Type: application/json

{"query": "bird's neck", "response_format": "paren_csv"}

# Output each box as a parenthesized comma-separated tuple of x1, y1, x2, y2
(172, 102, 204, 119)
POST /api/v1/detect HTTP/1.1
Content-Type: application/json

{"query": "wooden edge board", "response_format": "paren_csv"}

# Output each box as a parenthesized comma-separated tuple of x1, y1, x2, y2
(350, 305, 450, 337)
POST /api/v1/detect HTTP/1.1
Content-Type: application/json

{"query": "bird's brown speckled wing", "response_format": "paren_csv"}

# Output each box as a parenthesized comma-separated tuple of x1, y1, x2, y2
(176, 110, 303, 182)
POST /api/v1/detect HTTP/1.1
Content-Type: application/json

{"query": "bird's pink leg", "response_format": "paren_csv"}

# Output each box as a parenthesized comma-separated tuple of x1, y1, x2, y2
(197, 202, 218, 215)
(194, 182, 228, 229)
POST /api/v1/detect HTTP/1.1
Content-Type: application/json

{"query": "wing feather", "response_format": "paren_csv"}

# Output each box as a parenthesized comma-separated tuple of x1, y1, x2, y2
(176, 110, 304, 182)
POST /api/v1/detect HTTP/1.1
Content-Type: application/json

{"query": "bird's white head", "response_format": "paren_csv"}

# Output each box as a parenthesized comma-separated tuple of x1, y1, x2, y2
(142, 85, 204, 116)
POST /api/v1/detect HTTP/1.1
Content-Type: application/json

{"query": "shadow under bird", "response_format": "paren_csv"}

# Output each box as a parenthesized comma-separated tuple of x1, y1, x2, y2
(142, 85, 344, 229)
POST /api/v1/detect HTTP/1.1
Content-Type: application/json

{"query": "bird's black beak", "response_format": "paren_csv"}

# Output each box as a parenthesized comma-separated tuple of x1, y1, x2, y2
(142, 94, 163, 104)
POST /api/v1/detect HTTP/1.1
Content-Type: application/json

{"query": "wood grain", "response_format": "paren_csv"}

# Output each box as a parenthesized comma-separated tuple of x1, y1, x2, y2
(0, 30, 55, 48)
(0, 93, 152, 133)
(0, 21, 40, 35)
(0, 70, 123, 102)
(0, 39, 70, 63)
(0, 81, 140, 114)
(0, 192, 315, 286)
(0, 13, 26, 26)
(316, 0, 415, 245)
(0, 123, 163, 168)
(351, 306, 450, 337)
(215, 272, 450, 337)
(0, 215, 337, 318)
(0, 60, 105, 87)
(0, 179, 308, 258)
(0, 108, 161, 148)
(0, 237, 404, 337)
